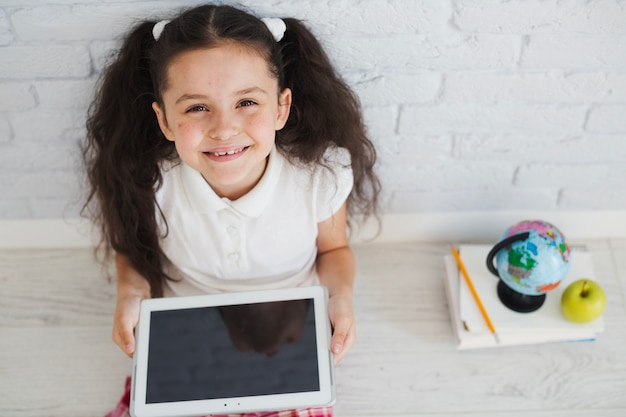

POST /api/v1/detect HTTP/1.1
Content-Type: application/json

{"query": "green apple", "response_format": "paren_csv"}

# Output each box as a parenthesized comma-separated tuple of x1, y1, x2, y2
(561, 279, 606, 323)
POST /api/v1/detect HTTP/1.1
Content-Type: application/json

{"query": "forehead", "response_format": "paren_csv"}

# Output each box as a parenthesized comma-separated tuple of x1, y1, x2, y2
(163, 43, 277, 94)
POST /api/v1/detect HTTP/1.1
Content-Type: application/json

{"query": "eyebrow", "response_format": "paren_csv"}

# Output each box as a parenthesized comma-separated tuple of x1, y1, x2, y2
(236, 86, 269, 96)
(175, 87, 269, 104)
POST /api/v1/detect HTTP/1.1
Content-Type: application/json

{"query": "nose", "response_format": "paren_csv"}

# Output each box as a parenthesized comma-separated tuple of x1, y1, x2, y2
(208, 109, 239, 141)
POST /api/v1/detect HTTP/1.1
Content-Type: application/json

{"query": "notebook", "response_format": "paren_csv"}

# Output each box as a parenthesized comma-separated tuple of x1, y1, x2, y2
(443, 245, 604, 349)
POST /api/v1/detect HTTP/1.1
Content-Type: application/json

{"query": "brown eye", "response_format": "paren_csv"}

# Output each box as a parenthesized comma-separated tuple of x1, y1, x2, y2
(186, 105, 208, 113)
(238, 100, 256, 108)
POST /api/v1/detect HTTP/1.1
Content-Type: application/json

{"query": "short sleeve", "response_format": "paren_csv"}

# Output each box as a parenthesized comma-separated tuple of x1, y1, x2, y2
(315, 147, 354, 222)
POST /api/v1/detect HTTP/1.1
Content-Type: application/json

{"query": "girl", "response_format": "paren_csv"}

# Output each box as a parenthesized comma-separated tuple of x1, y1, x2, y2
(83, 4, 380, 417)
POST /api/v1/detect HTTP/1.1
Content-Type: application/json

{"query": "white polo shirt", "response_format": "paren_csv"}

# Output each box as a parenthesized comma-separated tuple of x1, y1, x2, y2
(155, 146, 353, 296)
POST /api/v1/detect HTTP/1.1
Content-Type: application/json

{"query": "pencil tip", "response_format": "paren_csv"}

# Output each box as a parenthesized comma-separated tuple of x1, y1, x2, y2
(494, 334, 501, 344)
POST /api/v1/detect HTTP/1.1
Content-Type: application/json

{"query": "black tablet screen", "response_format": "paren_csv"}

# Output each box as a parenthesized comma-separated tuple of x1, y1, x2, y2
(145, 299, 320, 403)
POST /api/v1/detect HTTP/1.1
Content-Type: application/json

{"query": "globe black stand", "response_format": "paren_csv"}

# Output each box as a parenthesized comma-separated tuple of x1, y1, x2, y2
(486, 231, 546, 313)
(496, 280, 546, 313)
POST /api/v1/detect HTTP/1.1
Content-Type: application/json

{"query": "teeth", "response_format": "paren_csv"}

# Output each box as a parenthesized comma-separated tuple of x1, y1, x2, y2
(212, 148, 244, 156)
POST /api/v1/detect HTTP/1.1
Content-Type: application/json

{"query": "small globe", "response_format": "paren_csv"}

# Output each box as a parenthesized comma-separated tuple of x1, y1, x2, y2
(493, 220, 571, 296)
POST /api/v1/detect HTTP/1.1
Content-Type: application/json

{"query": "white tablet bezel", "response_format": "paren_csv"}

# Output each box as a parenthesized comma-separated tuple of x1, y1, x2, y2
(130, 286, 335, 417)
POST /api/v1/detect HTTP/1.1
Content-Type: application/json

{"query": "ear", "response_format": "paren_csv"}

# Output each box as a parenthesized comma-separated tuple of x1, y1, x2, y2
(275, 88, 292, 131)
(152, 102, 175, 141)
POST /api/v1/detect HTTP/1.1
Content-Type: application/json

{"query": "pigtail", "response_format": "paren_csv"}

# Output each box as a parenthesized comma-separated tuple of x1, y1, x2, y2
(83, 21, 176, 297)
(277, 18, 380, 224)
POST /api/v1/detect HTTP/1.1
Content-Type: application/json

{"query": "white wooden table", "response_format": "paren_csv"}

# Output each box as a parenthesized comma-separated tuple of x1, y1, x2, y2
(1, 240, 625, 416)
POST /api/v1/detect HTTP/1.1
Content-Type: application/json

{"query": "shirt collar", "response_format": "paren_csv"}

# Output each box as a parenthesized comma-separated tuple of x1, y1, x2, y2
(181, 146, 284, 218)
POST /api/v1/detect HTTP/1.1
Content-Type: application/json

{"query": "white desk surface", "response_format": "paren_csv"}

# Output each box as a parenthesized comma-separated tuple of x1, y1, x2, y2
(1, 239, 625, 416)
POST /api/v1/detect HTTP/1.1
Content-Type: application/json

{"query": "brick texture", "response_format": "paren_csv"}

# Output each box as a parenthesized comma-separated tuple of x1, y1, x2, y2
(0, 0, 625, 219)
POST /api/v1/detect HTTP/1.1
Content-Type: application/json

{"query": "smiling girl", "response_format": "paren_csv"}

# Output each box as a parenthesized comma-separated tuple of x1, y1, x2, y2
(83, 4, 379, 417)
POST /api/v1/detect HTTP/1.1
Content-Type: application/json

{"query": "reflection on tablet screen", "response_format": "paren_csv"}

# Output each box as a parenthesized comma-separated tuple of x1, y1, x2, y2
(146, 299, 319, 403)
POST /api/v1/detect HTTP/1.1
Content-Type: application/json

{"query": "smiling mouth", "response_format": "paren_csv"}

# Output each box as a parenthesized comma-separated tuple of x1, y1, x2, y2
(206, 146, 249, 157)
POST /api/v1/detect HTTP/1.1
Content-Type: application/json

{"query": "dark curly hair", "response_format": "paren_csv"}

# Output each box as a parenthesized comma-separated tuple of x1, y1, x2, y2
(83, 4, 380, 297)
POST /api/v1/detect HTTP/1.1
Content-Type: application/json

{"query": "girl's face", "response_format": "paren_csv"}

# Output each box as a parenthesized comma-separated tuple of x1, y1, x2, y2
(153, 43, 291, 200)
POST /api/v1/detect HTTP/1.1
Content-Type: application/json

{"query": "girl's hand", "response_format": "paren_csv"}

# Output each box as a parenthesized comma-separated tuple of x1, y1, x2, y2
(315, 203, 356, 365)
(327, 294, 356, 364)
(112, 295, 142, 357)
(113, 254, 151, 357)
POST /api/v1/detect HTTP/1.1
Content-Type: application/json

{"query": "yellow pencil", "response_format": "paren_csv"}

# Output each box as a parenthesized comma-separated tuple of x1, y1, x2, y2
(451, 247, 500, 343)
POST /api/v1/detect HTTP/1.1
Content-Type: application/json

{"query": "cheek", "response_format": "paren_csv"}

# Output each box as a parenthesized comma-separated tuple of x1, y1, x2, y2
(173, 121, 203, 147)
(247, 112, 277, 139)
(177, 121, 195, 135)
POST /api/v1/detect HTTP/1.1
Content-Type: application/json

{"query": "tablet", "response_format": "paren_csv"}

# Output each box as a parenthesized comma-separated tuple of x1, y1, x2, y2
(130, 286, 335, 417)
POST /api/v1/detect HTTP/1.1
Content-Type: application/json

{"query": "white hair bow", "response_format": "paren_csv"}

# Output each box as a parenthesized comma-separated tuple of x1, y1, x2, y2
(261, 17, 286, 42)
(152, 20, 170, 41)
(153, 18, 285, 42)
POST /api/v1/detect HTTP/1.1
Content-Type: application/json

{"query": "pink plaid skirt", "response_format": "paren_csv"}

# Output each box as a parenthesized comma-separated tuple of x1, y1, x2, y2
(105, 377, 333, 417)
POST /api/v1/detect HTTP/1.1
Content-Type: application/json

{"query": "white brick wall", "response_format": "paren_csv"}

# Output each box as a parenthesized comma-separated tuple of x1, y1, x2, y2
(0, 0, 625, 219)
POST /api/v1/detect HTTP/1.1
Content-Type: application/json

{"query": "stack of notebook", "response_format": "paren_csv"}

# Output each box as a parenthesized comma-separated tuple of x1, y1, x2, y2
(443, 245, 605, 349)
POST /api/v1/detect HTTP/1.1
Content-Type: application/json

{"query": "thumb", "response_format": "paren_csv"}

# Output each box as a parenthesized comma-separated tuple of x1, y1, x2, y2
(120, 327, 136, 357)
(113, 318, 137, 357)
(330, 318, 352, 356)
(331, 330, 346, 355)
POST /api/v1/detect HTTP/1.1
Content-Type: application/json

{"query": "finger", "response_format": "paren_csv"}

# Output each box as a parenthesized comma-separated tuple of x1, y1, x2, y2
(334, 325, 356, 364)
(113, 320, 136, 357)
(120, 326, 136, 357)
(331, 331, 345, 355)
(330, 319, 355, 363)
